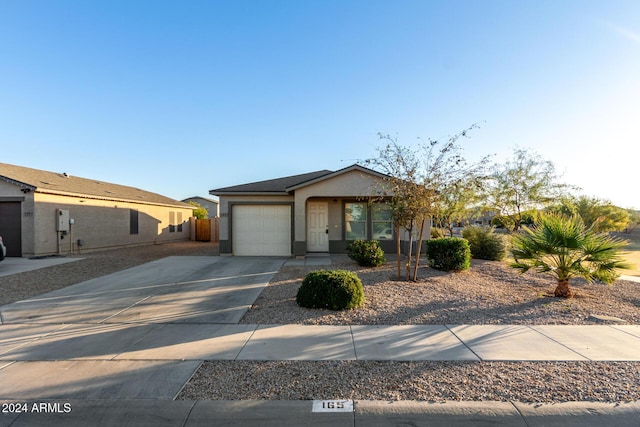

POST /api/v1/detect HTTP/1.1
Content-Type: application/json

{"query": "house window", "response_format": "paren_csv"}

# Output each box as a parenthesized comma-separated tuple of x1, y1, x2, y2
(177, 212, 183, 232)
(345, 202, 367, 240)
(372, 203, 393, 240)
(169, 212, 175, 232)
(130, 209, 139, 235)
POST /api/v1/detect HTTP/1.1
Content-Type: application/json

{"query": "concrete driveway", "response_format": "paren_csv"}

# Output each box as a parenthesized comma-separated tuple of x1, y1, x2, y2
(0, 256, 83, 278)
(0, 256, 285, 400)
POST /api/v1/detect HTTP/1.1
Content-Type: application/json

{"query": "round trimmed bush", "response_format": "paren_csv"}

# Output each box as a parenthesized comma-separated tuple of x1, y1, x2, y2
(462, 225, 507, 261)
(296, 270, 365, 310)
(347, 240, 386, 267)
(426, 237, 471, 272)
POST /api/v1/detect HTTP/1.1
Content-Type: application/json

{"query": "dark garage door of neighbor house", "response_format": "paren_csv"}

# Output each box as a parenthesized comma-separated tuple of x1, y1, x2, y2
(0, 202, 22, 257)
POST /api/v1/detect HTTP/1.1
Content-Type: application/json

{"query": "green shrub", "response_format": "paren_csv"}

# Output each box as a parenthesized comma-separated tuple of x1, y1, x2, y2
(426, 237, 471, 272)
(431, 227, 445, 239)
(347, 240, 386, 267)
(296, 270, 365, 310)
(462, 226, 507, 261)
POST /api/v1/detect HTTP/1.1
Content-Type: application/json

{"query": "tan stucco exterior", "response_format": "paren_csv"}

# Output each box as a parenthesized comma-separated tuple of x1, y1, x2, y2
(27, 192, 192, 256)
(0, 163, 194, 257)
(293, 169, 387, 246)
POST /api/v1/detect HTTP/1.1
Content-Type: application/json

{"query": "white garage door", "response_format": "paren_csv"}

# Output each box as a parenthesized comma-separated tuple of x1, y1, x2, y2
(232, 205, 291, 256)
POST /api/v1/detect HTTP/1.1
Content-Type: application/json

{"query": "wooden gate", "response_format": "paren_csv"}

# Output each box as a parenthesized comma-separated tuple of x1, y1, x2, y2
(195, 218, 219, 242)
(195, 219, 211, 242)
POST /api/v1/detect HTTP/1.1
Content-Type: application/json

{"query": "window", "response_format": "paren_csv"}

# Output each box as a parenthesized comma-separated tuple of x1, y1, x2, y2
(372, 203, 393, 240)
(169, 212, 175, 232)
(130, 209, 139, 235)
(345, 202, 367, 240)
(177, 212, 183, 232)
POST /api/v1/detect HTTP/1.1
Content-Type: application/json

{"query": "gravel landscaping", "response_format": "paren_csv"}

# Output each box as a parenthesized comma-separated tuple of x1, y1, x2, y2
(178, 360, 640, 403)
(2, 243, 639, 403)
(241, 257, 640, 326)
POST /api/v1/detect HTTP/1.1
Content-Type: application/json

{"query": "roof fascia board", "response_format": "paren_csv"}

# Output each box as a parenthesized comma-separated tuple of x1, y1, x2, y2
(285, 164, 389, 191)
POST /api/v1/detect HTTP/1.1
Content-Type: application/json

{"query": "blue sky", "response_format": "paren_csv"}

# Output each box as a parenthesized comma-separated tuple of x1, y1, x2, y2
(1, 0, 638, 209)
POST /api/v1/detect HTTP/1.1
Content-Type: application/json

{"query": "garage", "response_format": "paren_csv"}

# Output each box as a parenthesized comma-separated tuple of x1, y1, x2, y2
(232, 205, 291, 256)
(0, 201, 22, 257)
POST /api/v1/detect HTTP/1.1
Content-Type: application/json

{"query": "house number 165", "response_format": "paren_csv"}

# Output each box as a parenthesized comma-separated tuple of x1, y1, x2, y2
(323, 401, 344, 409)
(312, 400, 353, 413)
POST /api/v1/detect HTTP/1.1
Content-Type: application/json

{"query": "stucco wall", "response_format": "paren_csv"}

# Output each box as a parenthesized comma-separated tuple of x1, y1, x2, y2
(294, 170, 387, 244)
(0, 180, 27, 198)
(31, 192, 192, 256)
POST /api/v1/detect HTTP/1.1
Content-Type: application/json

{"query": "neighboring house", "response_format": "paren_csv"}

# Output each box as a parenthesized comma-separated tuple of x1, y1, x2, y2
(470, 210, 498, 226)
(456, 209, 497, 227)
(182, 196, 219, 218)
(210, 164, 423, 256)
(0, 163, 193, 257)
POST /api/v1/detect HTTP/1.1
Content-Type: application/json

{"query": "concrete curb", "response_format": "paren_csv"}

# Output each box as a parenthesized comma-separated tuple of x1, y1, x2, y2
(2, 400, 640, 426)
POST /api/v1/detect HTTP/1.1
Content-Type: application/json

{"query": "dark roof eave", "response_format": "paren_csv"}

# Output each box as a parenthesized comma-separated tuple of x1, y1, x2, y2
(0, 175, 37, 191)
(209, 190, 291, 197)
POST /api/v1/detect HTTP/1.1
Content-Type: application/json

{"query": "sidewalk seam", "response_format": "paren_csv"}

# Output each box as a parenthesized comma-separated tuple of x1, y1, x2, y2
(526, 325, 593, 361)
(349, 325, 359, 360)
(610, 324, 640, 340)
(234, 324, 260, 361)
(445, 325, 483, 361)
(99, 294, 155, 324)
(108, 323, 167, 361)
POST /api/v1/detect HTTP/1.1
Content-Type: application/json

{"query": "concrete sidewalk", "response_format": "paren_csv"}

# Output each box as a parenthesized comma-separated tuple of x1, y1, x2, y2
(2, 324, 640, 366)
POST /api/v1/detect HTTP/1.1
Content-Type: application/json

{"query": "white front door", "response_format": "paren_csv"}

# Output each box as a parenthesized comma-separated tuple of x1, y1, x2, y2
(307, 201, 329, 252)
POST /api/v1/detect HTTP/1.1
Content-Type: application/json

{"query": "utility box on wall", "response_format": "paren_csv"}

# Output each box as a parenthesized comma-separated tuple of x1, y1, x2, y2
(56, 209, 70, 232)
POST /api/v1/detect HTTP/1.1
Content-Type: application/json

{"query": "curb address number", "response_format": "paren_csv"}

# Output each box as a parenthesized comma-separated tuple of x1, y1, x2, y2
(312, 400, 353, 413)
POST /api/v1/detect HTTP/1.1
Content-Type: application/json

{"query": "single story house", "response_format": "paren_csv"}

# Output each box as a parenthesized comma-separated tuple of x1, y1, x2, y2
(182, 196, 219, 218)
(0, 162, 193, 257)
(210, 164, 425, 257)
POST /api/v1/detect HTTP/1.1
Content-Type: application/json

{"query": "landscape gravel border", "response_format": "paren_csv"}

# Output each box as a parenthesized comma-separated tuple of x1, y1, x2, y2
(178, 360, 640, 403)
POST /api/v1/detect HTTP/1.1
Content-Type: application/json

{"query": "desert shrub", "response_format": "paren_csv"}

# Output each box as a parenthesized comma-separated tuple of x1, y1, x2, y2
(426, 237, 470, 272)
(462, 226, 507, 260)
(431, 227, 445, 239)
(296, 270, 365, 310)
(347, 240, 386, 267)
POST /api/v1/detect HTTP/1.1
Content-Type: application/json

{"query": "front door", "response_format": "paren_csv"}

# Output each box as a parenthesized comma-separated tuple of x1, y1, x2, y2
(307, 201, 329, 252)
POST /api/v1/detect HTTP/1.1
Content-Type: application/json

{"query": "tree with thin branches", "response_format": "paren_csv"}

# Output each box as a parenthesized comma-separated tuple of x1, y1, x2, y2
(365, 125, 490, 280)
(484, 148, 572, 232)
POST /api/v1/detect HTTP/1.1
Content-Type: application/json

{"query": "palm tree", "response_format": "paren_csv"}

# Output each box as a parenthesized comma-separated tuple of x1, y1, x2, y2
(510, 214, 631, 298)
